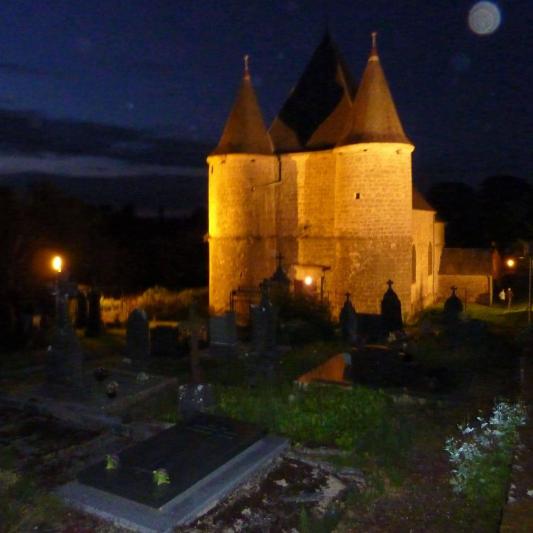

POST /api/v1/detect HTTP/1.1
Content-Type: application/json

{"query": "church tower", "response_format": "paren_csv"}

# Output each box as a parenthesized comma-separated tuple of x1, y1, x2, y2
(208, 33, 437, 321)
(333, 33, 414, 314)
(207, 57, 276, 314)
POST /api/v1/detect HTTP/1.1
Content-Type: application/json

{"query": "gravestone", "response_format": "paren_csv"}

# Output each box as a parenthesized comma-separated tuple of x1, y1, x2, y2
(75, 291, 87, 328)
(251, 280, 277, 357)
(443, 286, 463, 322)
(85, 288, 102, 337)
(381, 280, 403, 335)
(209, 311, 238, 356)
(339, 292, 357, 344)
(126, 308, 150, 369)
(151, 326, 183, 358)
(45, 290, 85, 397)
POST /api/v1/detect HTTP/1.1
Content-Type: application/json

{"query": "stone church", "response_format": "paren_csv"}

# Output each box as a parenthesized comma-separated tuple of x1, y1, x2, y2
(207, 33, 445, 319)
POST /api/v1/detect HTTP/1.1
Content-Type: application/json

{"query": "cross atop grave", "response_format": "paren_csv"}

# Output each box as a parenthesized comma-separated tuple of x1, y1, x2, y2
(381, 279, 403, 335)
(340, 291, 357, 344)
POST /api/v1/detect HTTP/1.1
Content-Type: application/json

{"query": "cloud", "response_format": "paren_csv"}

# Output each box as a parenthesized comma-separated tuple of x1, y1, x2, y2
(0, 152, 205, 178)
(0, 108, 211, 171)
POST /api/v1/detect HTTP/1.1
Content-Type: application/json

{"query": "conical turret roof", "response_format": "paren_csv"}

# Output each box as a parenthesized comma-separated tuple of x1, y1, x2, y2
(339, 33, 411, 146)
(211, 56, 273, 156)
(270, 31, 355, 152)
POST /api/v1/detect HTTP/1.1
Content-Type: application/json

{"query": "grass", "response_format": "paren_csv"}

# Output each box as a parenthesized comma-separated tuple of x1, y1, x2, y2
(0, 447, 64, 533)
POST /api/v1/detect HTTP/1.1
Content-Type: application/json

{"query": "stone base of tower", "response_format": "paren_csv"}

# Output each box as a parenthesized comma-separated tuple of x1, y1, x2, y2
(210, 235, 413, 323)
(329, 236, 412, 319)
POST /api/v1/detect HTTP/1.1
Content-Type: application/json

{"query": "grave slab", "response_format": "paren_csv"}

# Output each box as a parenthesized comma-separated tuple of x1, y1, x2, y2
(4, 369, 177, 431)
(57, 414, 288, 532)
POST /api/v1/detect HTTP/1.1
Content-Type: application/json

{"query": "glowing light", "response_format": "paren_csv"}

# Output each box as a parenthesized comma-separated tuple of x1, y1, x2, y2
(304, 275, 313, 286)
(468, 2, 501, 35)
(506, 258, 516, 268)
(51, 255, 63, 273)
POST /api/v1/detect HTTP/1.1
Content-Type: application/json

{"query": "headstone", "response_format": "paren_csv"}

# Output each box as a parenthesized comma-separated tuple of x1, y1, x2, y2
(251, 280, 277, 357)
(85, 288, 102, 337)
(443, 286, 463, 322)
(339, 292, 357, 344)
(126, 308, 150, 369)
(45, 291, 85, 396)
(75, 291, 88, 328)
(380, 280, 403, 335)
(209, 311, 238, 356)
(151, 326, 183, 358)
(269, 252, 291, 297)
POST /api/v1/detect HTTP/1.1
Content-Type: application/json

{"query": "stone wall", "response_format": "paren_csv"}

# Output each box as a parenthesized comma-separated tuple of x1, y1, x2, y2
(411, 209, 437, 313)
(438, 274, 492, 304)
(331, 143, 413, 316)
(208, 142, 441, 320)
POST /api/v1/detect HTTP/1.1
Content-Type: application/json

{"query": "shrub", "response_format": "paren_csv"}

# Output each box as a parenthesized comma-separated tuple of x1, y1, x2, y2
(217, 384, 403, 456)
(138, 286, 208, 320)
(444, 400, 526, 508)
(274, 292, 334, 344)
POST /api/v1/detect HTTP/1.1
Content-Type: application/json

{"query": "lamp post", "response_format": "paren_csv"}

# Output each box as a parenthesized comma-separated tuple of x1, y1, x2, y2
(527, 256, 533, 326)
(51, 255, 63, 323)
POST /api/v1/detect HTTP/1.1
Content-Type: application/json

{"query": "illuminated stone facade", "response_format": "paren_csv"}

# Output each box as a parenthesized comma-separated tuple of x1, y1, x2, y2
(208, 34, 445, 319)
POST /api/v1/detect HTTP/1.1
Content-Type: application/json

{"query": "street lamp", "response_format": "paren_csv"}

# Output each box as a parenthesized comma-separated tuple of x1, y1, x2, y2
(51, 255, 63, 274)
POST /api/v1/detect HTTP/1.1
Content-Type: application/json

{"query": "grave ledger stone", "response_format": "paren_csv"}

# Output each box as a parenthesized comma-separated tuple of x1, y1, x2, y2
(77, 414, 266, 508)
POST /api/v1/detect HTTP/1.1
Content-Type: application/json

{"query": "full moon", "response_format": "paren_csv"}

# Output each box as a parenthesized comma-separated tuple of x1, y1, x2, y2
(468, 1, 501, 35)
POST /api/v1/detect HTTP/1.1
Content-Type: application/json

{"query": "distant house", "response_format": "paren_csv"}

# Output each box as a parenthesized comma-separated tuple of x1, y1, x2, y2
(438, 248, 501, 305)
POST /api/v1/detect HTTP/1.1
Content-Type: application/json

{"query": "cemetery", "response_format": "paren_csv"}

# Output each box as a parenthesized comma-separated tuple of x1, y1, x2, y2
(0, 275, 532, 532)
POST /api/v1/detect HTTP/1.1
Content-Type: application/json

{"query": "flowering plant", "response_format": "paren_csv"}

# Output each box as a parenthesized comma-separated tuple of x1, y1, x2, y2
(444, 400, 526, 504)
(152, 468, 170, 486)
(136, 372, 150, 383)
(106, 380, 119, 397)
(105, 454, 119, 470)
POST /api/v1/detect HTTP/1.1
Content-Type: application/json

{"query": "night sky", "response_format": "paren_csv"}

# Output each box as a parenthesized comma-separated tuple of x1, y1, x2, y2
(0, 0, 531, 208)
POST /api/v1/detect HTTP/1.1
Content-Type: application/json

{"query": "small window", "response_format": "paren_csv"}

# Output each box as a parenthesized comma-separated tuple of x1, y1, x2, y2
(355, 193, 360, 200)
(412, 245, 417, 283)
(428, 243, 433, 276)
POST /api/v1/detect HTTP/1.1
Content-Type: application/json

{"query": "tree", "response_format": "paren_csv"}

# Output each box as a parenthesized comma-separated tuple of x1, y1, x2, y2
(477, 175, 533, 250)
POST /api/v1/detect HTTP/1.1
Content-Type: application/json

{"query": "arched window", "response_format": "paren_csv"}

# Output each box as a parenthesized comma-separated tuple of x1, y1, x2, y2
(412, 245, 417, 283)
(428, 243, 433, 276)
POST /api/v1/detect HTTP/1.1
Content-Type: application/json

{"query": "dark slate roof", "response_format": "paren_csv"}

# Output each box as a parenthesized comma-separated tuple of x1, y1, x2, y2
(412, 188, 435, 211)
(270, 31, 355, 152)
(339, 37, 411, 146)
(211, 63, 273, 156)
(439, 248, 493, 276)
